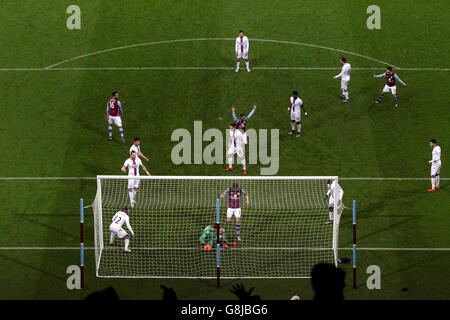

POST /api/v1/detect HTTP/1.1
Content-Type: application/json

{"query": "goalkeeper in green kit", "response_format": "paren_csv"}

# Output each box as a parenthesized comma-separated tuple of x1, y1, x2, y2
(199, 224, 237, 252)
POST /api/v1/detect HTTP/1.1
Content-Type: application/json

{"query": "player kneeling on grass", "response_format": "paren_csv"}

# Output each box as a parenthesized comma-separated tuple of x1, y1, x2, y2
(324, 180, 344, 225)
(199, 224, 236, 252)
(109, 207, 135, 253)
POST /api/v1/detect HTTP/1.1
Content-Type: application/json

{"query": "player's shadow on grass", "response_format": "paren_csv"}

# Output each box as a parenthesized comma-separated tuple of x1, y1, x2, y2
(16, 213, 79, 241)
(0, 253, 67, 282)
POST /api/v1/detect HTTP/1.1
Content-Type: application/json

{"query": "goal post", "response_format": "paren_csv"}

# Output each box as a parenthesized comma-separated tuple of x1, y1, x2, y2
(93, 175, 340, 279)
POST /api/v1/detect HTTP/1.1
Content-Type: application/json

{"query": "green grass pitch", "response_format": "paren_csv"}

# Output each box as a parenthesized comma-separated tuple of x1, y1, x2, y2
(0, 0, 449, 299)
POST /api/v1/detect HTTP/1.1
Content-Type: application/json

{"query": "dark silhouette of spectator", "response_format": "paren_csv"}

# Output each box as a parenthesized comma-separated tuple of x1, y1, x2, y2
(161, 284, 178, 301)
(85, 287, 119, 300)
(311, 263, 345, 301)
(230, 284, 261, 301)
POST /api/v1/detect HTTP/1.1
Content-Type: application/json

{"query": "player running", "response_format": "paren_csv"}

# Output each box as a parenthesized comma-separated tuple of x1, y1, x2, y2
(232, 104, 256, 146)
(130, 137, 149, 162)
(373, 67, 407, 107)
(287, 91, 308, 137)
(220, 183, 249, 241)
(428, 139, 442, 192)
(324, 180, 344, 225)
(225, 123, 247, 174)
(235, 30, 250, 72)
(121, 151, 151, 208)
(107, 91, 126, 143)
(109, 207, 135, 253)
(199, 224, 236, 252)
(333, 57, 351, 103)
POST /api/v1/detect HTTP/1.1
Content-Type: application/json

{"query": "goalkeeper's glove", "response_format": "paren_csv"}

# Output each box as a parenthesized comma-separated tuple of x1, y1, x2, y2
(231, 242, 237, 246)
(224, 244, 229, 248)
(204, 244, 212, 252)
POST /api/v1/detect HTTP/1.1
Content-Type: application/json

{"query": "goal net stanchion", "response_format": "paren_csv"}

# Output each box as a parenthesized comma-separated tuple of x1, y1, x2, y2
(352, 200, 357, 289)
(93, 176, 340, 279)
(216, 198, 220, 289)
(80, 198, 85, 289)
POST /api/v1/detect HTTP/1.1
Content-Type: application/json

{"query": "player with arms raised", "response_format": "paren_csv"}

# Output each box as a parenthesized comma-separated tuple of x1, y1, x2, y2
(232, 104, 256, 146)
(287, 91, 308, 137)
(109, 207, 135, 253)
(121, 151, 151, 207)
(225, 124, 247, 174)
(373, 67, 407, 107)
(333, 57, 351, 103)
(235, 30, 250, 72)
(324, 180, 344, 225)
(107, 91, 125, 143)
(428, 139, 442, 192)
(220, 183, 249, 241)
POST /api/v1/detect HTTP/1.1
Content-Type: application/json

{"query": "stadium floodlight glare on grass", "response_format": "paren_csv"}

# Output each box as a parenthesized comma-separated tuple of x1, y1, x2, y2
(90, 176, 341, 282)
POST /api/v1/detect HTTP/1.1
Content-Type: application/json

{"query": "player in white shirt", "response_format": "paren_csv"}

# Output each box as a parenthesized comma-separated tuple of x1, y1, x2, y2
(287, 91, 308, 137)
(428, 139, 442, 192)
(130, 137, 149, 162)
(333, 57, 351, 102)
(235, 30, 250, 72)
(225, 123, 247, 174)
(324, 180, 344, 224)
(121, 151, 151, 207)
(109, 207, 135, 253)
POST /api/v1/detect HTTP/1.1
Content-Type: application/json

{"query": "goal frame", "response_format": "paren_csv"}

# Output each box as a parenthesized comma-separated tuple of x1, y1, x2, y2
(93, 175, 340, 279)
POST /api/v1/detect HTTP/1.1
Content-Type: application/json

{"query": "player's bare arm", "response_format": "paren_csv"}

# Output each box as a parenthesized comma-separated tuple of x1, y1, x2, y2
(141, 164, 151, 176)
(121, 166, 126, 173)
(301, 104, 308, 117)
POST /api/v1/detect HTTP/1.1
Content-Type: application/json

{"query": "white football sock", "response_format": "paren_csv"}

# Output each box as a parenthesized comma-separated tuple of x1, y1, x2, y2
(245, 61, 249, 69)
(228, 157, 233, 168)
(297, 124, 301, 133)
(329, 210, 333, 220)
(291, 122, 295, 130)
(431, 177, 436, 189)
(125, 238, 130, 250)
(110, 232, 115, 243)
(436, 175, 440, 187)
(236, 61, 240, 69)
(129, 190, 134, 202)
(241, 158, 246, 170)
(132, 190, 137, 201)
(344, 91, 349, 99)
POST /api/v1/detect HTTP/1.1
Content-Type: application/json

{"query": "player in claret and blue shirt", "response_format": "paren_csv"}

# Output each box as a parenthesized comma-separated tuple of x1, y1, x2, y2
(373, 66, 407, 107)
(107, 91, 126, 142)
(220, 183, 249, 241)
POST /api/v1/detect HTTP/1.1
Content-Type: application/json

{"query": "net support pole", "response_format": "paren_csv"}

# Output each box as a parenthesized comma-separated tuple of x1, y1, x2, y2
(216, 198, 220, 289)
(80, 198, 85, 289)
(352, 200, 356, 289)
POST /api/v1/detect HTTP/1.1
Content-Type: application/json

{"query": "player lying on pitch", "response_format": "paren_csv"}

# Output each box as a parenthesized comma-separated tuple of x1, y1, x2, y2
(199, 224, 237, 252)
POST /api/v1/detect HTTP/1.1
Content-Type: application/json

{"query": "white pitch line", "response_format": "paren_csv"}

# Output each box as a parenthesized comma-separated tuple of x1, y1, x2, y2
(1, 247, 449, 251)
(0, 177, 448, 181)
(0, 67, 448, 71)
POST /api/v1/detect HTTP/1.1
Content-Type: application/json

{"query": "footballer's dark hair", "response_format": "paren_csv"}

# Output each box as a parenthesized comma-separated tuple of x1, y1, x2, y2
(123, 206, 129, 212)
(130, 150, 136, 154)
(134, 137, 140, 142)
(341, 57, 347, 62)
(239, 30, 244, 33)
(240, 113, 245, 117)
(230, 123, 236, 127)
(112, 91, 118, 96)
(232, 182, 239, 188)
(386, 66, 393, 71)
(430, 139, 437, 144)
(292, 91, 298, 96)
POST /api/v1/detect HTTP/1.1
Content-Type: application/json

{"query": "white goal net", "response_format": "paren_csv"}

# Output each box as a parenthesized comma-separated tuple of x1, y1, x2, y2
(93, 176, 340, 278)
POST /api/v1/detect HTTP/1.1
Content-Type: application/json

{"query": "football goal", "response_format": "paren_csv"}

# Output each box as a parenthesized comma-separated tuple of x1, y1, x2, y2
(92, 176, 340, 279)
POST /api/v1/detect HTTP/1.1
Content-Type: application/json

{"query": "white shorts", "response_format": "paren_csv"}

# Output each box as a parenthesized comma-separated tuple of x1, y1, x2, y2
(110, 223, 127, 238)
(227, 208, 241, 219)
(108, 116, 122, 126)
(237, 51, 248, 59)
(128, 178, 140, 189)
(341, 79, 349, 90)
(243, 132, 248, 144)
(227, 146, 244, 159)
(383, 85, 396, 94)
(329, 197, 343, 209)
(291, 111, 301, 122)
(431, 162, 441, 176)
